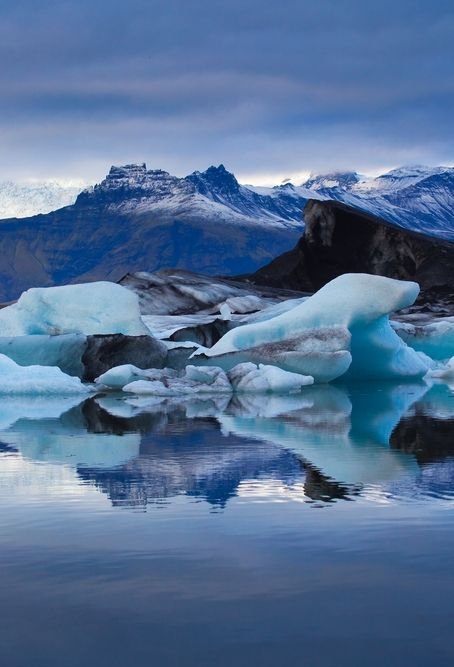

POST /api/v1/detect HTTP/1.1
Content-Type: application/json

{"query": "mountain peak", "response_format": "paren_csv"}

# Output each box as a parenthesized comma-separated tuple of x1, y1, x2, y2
(186, 164, 240, 196)
(302, 171, 362, 191)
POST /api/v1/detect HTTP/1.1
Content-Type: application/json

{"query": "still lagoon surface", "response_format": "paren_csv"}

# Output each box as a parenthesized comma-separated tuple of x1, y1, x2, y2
(1, 382, 454, 666)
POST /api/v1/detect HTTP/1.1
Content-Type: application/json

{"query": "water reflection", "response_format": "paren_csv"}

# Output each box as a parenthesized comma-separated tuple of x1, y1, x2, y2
(1, 381, 454, 508)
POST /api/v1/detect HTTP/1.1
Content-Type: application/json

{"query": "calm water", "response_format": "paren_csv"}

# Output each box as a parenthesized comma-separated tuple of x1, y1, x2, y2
(1, 382, 454, 666)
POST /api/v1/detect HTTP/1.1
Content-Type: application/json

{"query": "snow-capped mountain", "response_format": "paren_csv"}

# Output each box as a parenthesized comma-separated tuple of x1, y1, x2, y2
(297, 165, 454, 238)
(0, 161, 452, 302)
(0, 180, 85, 219)
(75, 163, 307, 230)
(0, 164, 308, 301)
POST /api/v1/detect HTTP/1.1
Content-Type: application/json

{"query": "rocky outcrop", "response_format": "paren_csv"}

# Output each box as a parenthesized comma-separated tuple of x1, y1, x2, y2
(250, 200, 454, 304)
(82, 334, 167, 382)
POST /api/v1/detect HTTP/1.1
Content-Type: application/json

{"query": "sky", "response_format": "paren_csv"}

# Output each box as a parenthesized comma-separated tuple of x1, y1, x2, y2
(1, 0, 453, 185)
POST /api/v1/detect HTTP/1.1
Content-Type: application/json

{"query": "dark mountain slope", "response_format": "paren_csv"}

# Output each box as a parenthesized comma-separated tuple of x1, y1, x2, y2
(249, 199, 454, 302)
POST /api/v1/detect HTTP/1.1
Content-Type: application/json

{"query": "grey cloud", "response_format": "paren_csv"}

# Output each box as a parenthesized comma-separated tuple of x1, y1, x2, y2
(0, 0, 453, 180)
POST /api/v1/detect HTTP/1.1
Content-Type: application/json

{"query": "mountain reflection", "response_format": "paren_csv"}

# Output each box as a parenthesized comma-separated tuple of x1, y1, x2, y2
(0, 382, 454, 508)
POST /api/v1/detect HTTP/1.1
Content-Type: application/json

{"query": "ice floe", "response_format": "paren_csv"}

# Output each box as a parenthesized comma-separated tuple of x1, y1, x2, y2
(0, 281, 148, 336)
(97, 362, 314, 396)
(192, 273, 430, 382)
(228, 362, 313, 393)
(0, 354, 90, 395)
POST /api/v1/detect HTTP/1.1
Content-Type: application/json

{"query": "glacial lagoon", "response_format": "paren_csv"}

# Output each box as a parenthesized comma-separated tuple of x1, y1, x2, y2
(1, 381, 454, 667)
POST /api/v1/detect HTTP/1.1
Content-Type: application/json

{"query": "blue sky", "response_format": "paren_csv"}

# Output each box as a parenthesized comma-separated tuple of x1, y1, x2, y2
(1, 0, 453, 183)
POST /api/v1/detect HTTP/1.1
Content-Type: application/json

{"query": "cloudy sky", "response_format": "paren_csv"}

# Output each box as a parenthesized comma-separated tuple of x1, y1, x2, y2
(1, 0, 453, 184)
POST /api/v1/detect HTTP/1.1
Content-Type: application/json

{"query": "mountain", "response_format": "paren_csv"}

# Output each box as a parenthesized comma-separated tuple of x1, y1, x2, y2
(298, 165, 454, 238)
(0, 162, 453, 302)
(0, 180, 84, 218)
(249, 199, 454, 305)
(0, 164, 305, 301)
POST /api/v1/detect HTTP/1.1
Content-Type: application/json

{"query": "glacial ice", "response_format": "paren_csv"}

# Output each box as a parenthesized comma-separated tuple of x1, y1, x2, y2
(96, 364, 150, 388)
(97, 361, 313, 396)
(0, 334, 86, 377)
(427, 356, 454, 380)
(192, 274, 430, 382)
(0, 354, 90, 395)
(228, 362, 313, 393)
(393, 318, 454, 361)
(123, 366, 231, 396)
(0, 281, 148, 336)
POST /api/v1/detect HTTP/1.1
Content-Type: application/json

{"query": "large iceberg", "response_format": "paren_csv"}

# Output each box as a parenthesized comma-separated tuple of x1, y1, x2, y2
(0, 281, 148, 336)
(0, 354, 89, 395)
(192, 274, 430, 382)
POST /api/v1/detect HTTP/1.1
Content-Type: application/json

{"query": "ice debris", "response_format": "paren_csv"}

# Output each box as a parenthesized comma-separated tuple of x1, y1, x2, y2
(228, 362, 313, 393)
(192, 274, 430, 382)
(427, 356, 454, 380)
(0, 281, 148, 336)
(123, 366, 231, 395)
(97, 362, 314, 395)
(393, 318, 454, 361)
(0, 354, 89, 395)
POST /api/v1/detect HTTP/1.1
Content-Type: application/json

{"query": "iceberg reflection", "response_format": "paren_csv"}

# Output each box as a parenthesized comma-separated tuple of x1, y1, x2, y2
(0, 381, 453, 507)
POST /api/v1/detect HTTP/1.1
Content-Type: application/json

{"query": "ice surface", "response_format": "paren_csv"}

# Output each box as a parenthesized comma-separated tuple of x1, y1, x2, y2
(228, 362, 313, 393)
(393, 318, 454, 361)
(0, 281, 148, 336)
(193, 274, 430, 382)
(122, 366, 231, 396)
(0, 334, 86, 377)
(427, 356, 454, 380)
(0, 354, 89, 395)
(96, 364, 150, 389)
(99, 362, 313, 395)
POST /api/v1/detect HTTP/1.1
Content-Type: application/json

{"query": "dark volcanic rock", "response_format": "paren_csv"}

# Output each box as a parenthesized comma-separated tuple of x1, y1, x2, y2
(250, 200, 454, 303)
(82, 334, 167, 382)
(168, 318, 231, 347)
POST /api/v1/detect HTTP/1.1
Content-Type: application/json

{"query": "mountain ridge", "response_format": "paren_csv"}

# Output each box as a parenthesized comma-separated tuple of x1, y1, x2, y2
(0, 162, 453, 302)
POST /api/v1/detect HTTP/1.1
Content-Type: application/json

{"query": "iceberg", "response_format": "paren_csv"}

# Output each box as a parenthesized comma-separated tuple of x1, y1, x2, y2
(0, 281, 148, 336)
(0, 354, 90, 395)
(192, 274, 430, 382)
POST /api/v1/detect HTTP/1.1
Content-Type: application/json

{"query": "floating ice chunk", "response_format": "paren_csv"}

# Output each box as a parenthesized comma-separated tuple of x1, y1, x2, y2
(96, 364, 150, 388)
(0, 281, 148, 336)
(228, 362, 313, 393)
(193, 274, 429, 382)
(427, 356, 454, 380)
(0, 354, 89, 395)
(393, 318, 454, 360)
(123, 366, 232, 396)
